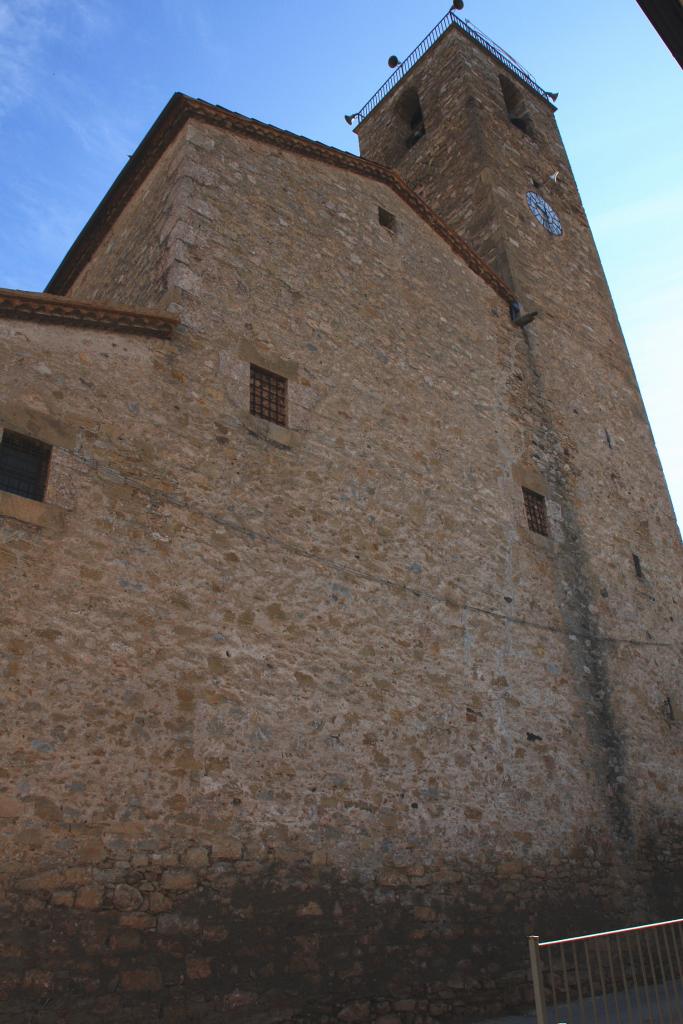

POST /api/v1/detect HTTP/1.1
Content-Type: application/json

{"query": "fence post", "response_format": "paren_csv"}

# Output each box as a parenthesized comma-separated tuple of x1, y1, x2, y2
(529, 935, 549, 1024)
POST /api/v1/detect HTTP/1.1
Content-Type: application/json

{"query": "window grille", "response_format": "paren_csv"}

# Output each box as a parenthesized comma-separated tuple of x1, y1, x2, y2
(249, 365, 287, 426)
(0, 430, 51, 502)
(523, 487, 548, 536)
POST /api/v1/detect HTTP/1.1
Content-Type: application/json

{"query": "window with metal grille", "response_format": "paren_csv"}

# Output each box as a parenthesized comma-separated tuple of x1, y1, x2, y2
(523, 487, 548, 536)
(249, 364, 287, 426)
(0, 430, 51, 502)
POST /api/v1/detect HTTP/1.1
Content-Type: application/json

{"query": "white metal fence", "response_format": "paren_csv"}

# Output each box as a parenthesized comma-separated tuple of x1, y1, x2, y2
(529, 918, 683, 1023)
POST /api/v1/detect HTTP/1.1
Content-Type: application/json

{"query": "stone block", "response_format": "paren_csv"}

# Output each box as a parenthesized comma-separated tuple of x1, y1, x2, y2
(297, 900, 323, 917)
(211, 839, 242, 861)
(338, 1001, 370, 1021)
(51, 889, 75, 907)
(23, 969, 54, 990)
(113, 883, 143, 910)
(80, 841, 107, 864)
(186, 957, 212, 980)
(120, 968, 162, 992)
(16, 870, 63, 892)
(183, 846, 210, 869)
(497, 861, 524, 878)
(158, 913, 200, 936)
(224, 989, 258, 1009)
(154, 850, 180, 867)
(57, 867, 92, 887)
(75, 886, 104, 910)
(92, 994, 121, 1016)
(414, 906, 437, 921)
(0, 491, 65, 532)
(161, 869, 197, 891)
(0, 796, 22, 818)
(109, 928, 141, 951)
(0, 972, 22, 995)
(149, 891, 173, 913)
(119, 913, 155, 930)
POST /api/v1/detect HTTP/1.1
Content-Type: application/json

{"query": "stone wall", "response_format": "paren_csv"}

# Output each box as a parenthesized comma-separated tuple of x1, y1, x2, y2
(1, 88, 681, 1023)
(65, 130, 189, 311)
(1, 829, 680, 1022)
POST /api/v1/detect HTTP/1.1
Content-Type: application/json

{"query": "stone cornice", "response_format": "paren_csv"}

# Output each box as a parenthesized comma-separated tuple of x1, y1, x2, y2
(0, 288, 178, 338)
(46, 93, 514, 305)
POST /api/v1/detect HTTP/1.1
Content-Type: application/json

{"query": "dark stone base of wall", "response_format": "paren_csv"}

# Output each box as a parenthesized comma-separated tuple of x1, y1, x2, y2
(1, 826, 680, 1023)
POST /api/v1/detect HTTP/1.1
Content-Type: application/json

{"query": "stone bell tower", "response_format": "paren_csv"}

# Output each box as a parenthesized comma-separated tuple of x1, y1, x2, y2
(353, 7, 683, 855)
(354, 9, 601, 313)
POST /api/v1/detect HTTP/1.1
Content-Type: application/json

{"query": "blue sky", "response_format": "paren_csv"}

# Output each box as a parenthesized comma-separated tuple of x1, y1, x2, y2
(1, 0, 681, 525)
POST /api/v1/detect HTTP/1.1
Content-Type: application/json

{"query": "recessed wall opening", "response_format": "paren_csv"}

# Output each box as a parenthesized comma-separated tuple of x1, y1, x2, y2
(523, 487, 548, 536)
(0, 430, 51, 502)
(499, 75, 534, 136)
(633, 553, 644, 579)
(378, 207, 396, 231)
(398, 88, 426, 150)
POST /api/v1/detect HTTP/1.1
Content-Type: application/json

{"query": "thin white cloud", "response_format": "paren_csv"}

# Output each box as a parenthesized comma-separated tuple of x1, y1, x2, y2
(69, 0, 112, 35)
(0, 0, 111, 119)
(0, 0, 53, 115)
(0, 0, 123, 290)
(48, 86, 139, 165)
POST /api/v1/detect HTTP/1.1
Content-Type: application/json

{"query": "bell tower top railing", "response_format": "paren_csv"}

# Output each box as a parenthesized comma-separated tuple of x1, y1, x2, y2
(347, 9, 556, 126)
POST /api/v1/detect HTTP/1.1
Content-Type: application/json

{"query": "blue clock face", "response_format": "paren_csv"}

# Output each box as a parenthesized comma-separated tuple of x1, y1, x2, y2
(526, 191, 563, 236)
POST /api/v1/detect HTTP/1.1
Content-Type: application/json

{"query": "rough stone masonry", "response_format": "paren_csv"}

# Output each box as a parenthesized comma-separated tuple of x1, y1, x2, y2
(0, 13, 681, 1024)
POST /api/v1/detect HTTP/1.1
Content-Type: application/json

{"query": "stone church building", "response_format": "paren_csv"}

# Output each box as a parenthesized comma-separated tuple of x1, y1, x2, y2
(0, 8, 681, 1023)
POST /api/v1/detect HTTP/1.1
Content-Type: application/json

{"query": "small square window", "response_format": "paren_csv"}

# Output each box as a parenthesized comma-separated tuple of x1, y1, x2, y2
(249, 365, 287, 427)
(0, 430, 51, 502)
(378, 207, 396, 231)
(523, 487, 548, 536)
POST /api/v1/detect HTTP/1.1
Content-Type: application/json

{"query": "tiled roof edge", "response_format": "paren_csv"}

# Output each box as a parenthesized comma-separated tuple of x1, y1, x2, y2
(0, 288, 178, 339)
(45, 93, 514, 304)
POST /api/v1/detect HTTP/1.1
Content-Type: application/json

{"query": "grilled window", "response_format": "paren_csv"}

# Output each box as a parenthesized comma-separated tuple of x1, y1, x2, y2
(523, 487, 548, 536)
(249, 364, 287, 427)
(0, 430, 51, 502)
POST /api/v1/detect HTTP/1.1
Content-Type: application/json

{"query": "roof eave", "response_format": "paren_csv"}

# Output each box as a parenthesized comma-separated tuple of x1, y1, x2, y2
(45, 93, 514, 306)
(0, 287, 178, 338)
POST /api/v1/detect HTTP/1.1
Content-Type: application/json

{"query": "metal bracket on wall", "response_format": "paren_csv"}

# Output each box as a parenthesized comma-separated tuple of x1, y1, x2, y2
(510, 301, 539, 328)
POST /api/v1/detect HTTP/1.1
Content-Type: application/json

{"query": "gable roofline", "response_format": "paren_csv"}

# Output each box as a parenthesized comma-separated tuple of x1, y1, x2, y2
(0, 288, 178, 338)
(45, 92, 514, 305)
